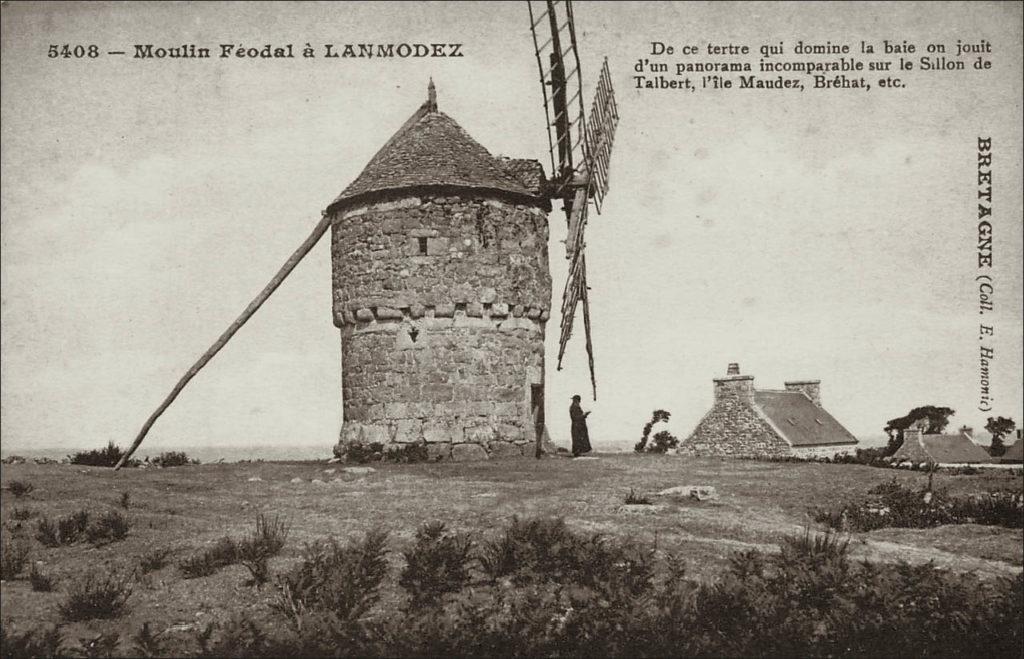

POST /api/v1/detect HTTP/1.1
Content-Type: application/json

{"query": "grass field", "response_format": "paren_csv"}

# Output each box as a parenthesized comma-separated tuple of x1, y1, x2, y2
(1, 454, 1021, 650)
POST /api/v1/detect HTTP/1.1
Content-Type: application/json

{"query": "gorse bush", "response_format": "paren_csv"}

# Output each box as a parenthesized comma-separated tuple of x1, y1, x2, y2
(29, 563, 56, 592)
(815, 478, 1024, 531)
(179, 536, 239, 579)
(131, 622, 166, 658)
(35, 509, 90, 547)
(150, 451, 198, 468)
(34, 508, 129, 547)
(59, 570, 133, 621)
(139, 547, 173, 574)
(0, 625, 64, 659)
(9, 507, 34, 521)
(235, 514, 289, 586)
(274, 529, 389, 624)
(399, 521, 474, 608)
(1, 536, 30, 580)
(178, 515, 288, 583)
(624, 488, 652, 505)
(67, 441, 140, 468)
(85, 510, 131, 546)
(7, 480, 34, 497)
(479, 516, 653, 600)
(181, 519, 1022, 658)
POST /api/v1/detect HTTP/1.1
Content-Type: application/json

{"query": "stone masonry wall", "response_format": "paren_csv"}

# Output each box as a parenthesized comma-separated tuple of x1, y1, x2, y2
(331, 192, 551, 461)
(680, 378, 791, 458)
(330, 193, 550, 318)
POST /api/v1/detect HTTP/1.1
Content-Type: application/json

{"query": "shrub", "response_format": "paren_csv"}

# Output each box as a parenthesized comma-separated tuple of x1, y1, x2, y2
(648, 430, 679, 453)
(35, 517, 61, 547)
(343, 442, 385, 464)
(139, 548, 173, 574)
(479, 516, 653, 600)
(35, 509, 130, 547)
(59, 509, 91, 543)
(0, 625, 64, 658)
(59, 570, 133, 621)
(69, 633, 120, 657)
(29, 563, 56, 592)
(131, 622, 165, 658)
(86, 510, 131, 546)
(179, 536, 238, 579)
(386, 442, 431, 463)
(175, 519, 1024, 658)
(635, 409, 671, 452)
(9, 507, 34, 521)
(235, 514, 289, 586)
(399, 521, 474, 608)
(274, 529, 389, 623)
(67, 441, 139, 468)
(7, 480, 34, 497)
(1, 536, 30, 580)
(624, 488, 652, 505)
(815, 478, 1024, 531)
(150, 451, 198, 468)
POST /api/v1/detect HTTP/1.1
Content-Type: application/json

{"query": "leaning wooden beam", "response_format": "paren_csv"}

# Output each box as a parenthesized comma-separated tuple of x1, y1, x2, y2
(114, 212, 334, 470)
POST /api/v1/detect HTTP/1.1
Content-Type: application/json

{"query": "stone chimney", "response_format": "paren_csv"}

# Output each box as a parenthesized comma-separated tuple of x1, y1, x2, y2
(904, 425, 924, 443)
(714, 363, 754, 404)
(784, 379, 821, 406)
(959, 425, 973, 438)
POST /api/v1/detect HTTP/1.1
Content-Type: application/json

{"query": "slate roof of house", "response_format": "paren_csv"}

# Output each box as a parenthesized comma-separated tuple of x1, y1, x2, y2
(327, 94, 536, 213)
(894, 433, 994, 464)
(1001, 439, 1023, 462)
(754, 390, 858, 446)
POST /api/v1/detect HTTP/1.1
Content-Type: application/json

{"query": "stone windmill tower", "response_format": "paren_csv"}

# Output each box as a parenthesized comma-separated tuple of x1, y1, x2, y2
(327, 82, 554, 461)
(115, 2, 618, 469)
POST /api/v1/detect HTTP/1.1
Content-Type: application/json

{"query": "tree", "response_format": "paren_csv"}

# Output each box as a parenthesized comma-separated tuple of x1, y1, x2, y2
(984, 416, 1016, 457)
(635, 410, 671, 452)
(883, 406, 956, 455)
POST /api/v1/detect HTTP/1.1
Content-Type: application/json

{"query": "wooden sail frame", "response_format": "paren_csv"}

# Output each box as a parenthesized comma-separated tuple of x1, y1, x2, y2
(528, 0, 618, 400)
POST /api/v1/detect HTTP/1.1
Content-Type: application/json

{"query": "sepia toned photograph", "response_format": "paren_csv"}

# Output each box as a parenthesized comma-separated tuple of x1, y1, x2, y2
(1, 1, 1022, 656)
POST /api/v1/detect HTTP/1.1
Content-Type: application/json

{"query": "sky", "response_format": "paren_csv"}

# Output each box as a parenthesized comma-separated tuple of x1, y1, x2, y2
(2, 1, 1022, 455)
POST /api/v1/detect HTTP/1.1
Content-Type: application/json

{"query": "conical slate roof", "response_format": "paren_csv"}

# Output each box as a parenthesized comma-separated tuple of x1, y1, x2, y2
(327, 84, 534, 212)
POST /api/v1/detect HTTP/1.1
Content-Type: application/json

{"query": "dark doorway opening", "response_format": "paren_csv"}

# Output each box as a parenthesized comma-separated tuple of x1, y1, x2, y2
(531, 384, 545, 459)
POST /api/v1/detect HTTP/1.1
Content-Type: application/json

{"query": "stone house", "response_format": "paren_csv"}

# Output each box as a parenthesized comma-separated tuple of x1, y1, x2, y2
(891, 425, 993, 464)
(679, 363, 859, 458)
(328, 82, 554, 462)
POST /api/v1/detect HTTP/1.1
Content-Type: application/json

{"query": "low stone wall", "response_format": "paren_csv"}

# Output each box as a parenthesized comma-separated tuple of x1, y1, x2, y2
(790, 444, 857, 460)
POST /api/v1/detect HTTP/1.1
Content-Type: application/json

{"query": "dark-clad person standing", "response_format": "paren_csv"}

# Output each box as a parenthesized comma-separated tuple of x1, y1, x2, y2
(569, 394, 592, 457)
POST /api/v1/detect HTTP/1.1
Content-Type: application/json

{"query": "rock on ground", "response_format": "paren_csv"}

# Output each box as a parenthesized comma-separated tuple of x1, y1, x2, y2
(656, 485, 719, 501)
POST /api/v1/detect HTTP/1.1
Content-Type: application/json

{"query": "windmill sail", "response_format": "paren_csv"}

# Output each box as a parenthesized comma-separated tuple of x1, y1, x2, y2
(529, 0, 618, 401)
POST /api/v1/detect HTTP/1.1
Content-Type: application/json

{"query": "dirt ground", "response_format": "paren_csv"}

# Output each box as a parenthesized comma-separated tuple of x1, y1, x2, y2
(1, 455, 1021, 645)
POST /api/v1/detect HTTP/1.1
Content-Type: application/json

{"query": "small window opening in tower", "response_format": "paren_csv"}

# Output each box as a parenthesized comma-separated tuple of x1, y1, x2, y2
(408, 326, 419, 343)
(418, 237, 428, 255)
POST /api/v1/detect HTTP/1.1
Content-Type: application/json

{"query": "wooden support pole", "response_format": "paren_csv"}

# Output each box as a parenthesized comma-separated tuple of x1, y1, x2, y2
(114, 212, 334, 470)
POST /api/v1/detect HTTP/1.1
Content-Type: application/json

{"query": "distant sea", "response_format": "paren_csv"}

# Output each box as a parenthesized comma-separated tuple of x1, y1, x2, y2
(0, 435, 916, 463)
